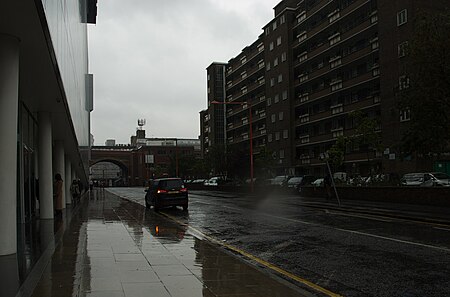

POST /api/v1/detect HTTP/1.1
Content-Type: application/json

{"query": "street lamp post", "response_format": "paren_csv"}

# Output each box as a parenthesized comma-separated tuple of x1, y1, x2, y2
(211, 100, 254, 192)
(320, 152, 341, 206)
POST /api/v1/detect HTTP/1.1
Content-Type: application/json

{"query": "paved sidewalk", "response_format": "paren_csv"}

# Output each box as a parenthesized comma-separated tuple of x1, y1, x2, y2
(26, 190, 313, 297)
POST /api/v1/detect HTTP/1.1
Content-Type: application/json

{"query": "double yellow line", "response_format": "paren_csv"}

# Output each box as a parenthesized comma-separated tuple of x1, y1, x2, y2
(161, 212, 343, 297)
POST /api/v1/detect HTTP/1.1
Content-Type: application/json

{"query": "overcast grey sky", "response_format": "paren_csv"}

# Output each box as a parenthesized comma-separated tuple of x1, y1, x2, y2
(88, 0, 280, 145)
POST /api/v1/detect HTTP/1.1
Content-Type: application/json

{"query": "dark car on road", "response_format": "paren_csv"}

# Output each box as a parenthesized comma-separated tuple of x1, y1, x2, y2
(286, 175, 316, 192)
(145, 178, 188, 211)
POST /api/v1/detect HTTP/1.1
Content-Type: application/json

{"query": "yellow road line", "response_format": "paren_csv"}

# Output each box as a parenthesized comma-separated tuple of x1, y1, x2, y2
(161, 212, 343, 297)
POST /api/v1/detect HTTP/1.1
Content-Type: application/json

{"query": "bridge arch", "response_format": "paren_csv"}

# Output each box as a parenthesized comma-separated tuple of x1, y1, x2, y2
(90, 158, 130, 186)
(89, 143, 135, 186)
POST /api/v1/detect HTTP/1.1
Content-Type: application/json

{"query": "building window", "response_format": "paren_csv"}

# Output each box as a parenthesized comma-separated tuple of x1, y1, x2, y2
(299, 52, 308, 62)
(275, 132, 280, 140)
(399, 75, 410, 90)
(268, 133, 273, 142)
(279, 112, 284, 121)
(373, 94, 381, 103)
(299, 73, 308, 82)
(370, 10, 378, 24)
(267, 97, 272, 106)
(331, 80, 343, 91)
(266, 62, 271, 71)
(207, 74, 210, 81)
(241, 86, 247, 94)
(398, 41, 408, 57)
(372, 67, 380, 77)
(269, 42, 274, 51)
(370, 37, 379, 50)
(272, 21, 277, 30)
(331, 104, 343, 114)
(397, 9, 407, 26)
(277, 36, 282, 46)
(329, 33, 341, 45)
(281, 52, 287, 62)
(271, 114, 276, 123)
(265, 27, 270, 36)
(300, 114, 309, 123)
(297, 11, 306, 23)
(241, 71, 247, 79)
(330, 56, 342, 68)
(280, 15, 286, 24)
(279, 149, 285, 159)
(258, 60, 265, 69)
(274, 94, 279, 103)
(270, 78, 275, 87)
(274, 57, 279, 67)
(278, 74, 283, 83)
(283, 129, 288, 139)
(332, 129, 344, 138)
(299, 93, 309, 103)
(240, 56, 247, 64)
(400, 108, 411, 122)
(298, 32, 307, 43)
(257, 43, 264, 52)
(282, 90, 288, 100)
(329, 9, 340, 23)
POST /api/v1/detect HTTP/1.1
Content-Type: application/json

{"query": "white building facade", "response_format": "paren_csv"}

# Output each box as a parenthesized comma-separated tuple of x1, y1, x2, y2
(0, 0, 96, 256)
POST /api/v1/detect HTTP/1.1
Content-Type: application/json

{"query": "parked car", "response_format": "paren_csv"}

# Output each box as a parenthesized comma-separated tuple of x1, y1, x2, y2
(270, 175, 292, 186)
(145, 178, 188, 211)
(204, 177, 222, 186)
(401, 172, 450, 187)
(333, 172, 347, 182)
(286, 175, 316, 191)
(312, 178, 324, 187)
(191, 179, 206, 184)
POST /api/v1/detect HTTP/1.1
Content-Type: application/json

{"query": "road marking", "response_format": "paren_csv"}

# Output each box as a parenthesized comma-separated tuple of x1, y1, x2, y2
(161, 212, 343, 297)
(296, 202, 450, 228)
(326, 211, 392, 222)
(334, 228, 450, 252)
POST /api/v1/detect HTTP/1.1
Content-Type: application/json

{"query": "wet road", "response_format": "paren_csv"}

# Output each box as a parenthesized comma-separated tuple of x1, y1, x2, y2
(29, 190, 312, 297)
(109, 187, 450, 297)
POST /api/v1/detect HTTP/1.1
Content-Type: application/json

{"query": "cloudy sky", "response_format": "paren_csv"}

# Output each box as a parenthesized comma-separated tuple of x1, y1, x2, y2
(88, 0, 280, 145)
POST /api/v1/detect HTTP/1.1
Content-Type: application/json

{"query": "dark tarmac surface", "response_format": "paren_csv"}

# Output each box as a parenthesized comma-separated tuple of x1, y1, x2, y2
(20, 189, 314, 297)
(109, 187, 450, 297)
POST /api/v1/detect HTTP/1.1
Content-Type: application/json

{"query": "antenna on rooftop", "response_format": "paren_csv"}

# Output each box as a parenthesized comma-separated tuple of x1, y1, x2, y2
(137, 119, 146, 130)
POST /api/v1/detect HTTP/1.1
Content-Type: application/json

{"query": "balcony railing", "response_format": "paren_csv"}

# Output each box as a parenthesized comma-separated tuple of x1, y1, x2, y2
(293, 0, 372, 50)
(226, 49, 264, 76)
(294, 17, 376, 68)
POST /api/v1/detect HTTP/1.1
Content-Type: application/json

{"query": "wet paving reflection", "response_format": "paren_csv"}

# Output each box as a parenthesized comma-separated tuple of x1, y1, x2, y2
(29, 189, 311, 297)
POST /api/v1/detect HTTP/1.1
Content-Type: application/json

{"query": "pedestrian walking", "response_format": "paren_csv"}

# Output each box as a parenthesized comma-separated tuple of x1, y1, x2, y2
(70, 179, 80, 205)
(53, 173, 63, 216)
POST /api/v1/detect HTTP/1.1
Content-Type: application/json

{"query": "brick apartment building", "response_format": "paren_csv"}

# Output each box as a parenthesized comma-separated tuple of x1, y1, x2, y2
(201, 0, 449, 177)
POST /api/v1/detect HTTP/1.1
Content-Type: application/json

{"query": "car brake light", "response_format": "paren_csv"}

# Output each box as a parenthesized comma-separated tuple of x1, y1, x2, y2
(180, 188, 187, 193)
(157, 189, 168, 194)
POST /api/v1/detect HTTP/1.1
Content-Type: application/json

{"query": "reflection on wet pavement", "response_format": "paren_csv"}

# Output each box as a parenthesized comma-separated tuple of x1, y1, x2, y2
(27, 189, 311, 297)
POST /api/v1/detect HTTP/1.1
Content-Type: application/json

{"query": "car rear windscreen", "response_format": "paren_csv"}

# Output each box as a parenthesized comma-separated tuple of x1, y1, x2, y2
(158, 179, 183, 189)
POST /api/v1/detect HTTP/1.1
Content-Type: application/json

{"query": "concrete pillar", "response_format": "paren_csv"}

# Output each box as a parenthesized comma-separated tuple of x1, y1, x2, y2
(34, 147, 39, 211)
(65, 158, 72, 205)
(54, 141, 65, 207)
(0, 34, 20, 255)
(38, 112, 53, 219)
